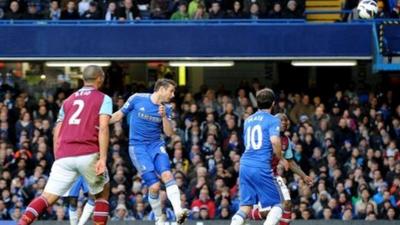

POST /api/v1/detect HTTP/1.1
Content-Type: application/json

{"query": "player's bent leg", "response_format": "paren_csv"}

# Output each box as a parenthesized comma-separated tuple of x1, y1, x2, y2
(68, 197, 79, 225)
(19, 158, 78, 225)
(148, 181, 164, 224)
(18, 192, 59, 225)
(78, 197, 95, 225)
(156, 152, 189, 225)
(92, 182, 110, 225)
(264, 205, 283, 225)
(161, 171, 188, 224)
(231, 206, 252, 225)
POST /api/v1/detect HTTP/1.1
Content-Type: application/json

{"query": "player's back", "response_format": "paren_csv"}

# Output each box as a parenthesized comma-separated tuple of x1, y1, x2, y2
(241, 110, 280, 171)
(123, 93, 172, 144)
(57, 87, 108, 159)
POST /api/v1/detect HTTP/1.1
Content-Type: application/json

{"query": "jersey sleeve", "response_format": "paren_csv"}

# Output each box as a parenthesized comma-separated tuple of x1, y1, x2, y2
(284, 139, 295, 160)
(121, 94, 137, 115)
(56, 105, 65, 123)
(99, 95, 113, 116)
(268, 117, 281, 138)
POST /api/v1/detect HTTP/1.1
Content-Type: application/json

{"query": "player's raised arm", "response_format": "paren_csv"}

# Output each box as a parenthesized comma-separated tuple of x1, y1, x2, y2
(110, 94, 136, 124)
(159, 104, 174, 137)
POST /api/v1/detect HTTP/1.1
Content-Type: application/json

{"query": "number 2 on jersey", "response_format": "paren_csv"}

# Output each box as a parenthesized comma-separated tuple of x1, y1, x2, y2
(245, 125, 262, 150)
(68, 100, 84, 125)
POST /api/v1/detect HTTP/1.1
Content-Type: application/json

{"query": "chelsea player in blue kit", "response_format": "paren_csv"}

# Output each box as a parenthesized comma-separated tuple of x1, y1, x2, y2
(110, 79, 188, 225)
(63, 176, 94, 225)
(231, 88, 284, 225)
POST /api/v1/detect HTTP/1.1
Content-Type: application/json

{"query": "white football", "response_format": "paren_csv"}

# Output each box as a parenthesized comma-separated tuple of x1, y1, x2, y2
(357, 0, 378, 19)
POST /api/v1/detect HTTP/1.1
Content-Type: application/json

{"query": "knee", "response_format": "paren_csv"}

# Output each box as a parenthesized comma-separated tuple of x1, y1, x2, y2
(41, 192, 59, 205)
(161, 171, 173, 183)
(283, 201, 292, 211)
(69, 198, 78, 207)
(260, 210, 268, 219)
(149, 182, 161, 194)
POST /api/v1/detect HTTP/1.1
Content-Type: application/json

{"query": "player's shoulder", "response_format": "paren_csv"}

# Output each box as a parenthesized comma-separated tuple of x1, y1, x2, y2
(128, 93, 150, 101)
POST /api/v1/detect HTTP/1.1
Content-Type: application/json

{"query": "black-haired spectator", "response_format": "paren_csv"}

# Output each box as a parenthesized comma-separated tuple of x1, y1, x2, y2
(150, 0, 169, 19)
(209, 1, 224, 19)
(60, 0, 79, 19)
(246, 2, 264, 19)
(81, 1, 102, 19)
(226, 0, 245, 18)
(23, 2, 42, 19)
(117, 0, 141, 20)
(268, 2, 282, 18)
(4, 0, 23, 19)
(47, 0, 61, 20)
(105, 1, 118, 20)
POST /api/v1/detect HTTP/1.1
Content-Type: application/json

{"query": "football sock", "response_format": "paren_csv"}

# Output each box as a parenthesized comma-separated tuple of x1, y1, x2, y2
(264, 206, 283, 225)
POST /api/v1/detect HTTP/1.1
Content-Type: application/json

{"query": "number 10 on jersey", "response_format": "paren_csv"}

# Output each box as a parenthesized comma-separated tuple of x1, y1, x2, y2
(245, 125, 262, 150)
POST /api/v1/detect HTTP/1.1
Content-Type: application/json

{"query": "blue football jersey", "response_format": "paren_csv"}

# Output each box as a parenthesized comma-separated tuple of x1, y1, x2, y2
(241, 110, 281, 169)
(121, 93, 173, 144)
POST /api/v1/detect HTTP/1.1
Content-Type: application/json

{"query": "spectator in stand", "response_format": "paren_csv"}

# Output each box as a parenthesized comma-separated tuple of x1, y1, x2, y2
(81, 1, 102, 20)
(48, 0, 61, 21)
(170, 1, 189, 20)
(191, 3, 208, 19)
(105, 1, 118, 21)
(60, 0, 80, 20)
(226, 1, 245, 18)
(4, 0, 23, 19)
(209, 1, 224, 19)
(267, 2, 282, 18)
(282, 0, 303, 18)
(246, 2, 263, 19)
(117, 0, 141, 20)
(150, 0, 170, 19)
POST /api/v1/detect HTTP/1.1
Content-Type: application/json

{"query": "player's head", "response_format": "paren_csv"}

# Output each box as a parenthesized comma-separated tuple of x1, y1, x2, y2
(276, 113, 289, 132)
(256, 88, 275, 110)
(82, 65, 105, 88)
(154, 78, 176, 102)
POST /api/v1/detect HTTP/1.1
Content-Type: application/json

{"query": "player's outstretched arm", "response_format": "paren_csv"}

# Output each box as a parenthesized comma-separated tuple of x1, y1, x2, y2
(288, 160, 313, 185)
(109, 110, 124, 124)
(97, 114, 110, 175)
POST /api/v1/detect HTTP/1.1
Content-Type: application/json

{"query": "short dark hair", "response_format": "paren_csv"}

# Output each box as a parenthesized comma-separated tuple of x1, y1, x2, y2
(256, 88, 275, 110)
(154, 78, 177, 91)
(82, 65, 104, 82)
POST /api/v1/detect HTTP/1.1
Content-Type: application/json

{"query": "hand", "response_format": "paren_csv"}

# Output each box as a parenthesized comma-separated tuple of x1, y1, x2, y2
(303, 176, 313, 186)
(95, 158, 106, 176)
(280, 159, 289, 170)
(159, 105, 166, 118)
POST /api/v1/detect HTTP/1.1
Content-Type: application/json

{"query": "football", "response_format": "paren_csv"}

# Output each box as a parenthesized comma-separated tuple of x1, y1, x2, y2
(357, 0, 378, 19)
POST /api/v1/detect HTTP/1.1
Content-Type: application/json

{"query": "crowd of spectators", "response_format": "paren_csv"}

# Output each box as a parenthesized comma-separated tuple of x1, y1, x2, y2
(0, 0, 305, 21)
(0, 67, 399, 222)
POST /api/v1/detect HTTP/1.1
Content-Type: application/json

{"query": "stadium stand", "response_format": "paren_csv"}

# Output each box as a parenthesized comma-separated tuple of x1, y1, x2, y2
(0, 70, 399, 221)
(0, 0, 305, 20)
